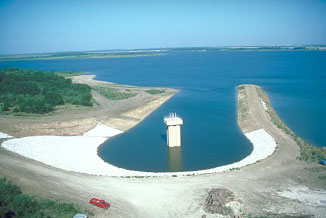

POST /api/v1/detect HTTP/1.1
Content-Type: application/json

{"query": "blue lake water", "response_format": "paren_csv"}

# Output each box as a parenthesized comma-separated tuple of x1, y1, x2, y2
(1, 51, 325, 172)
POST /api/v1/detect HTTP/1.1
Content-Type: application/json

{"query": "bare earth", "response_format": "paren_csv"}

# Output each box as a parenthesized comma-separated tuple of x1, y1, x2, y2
(1, 83, 325, 217)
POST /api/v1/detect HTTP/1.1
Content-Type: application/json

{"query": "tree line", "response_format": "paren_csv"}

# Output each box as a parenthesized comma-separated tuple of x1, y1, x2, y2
(0, 68, 92, 114)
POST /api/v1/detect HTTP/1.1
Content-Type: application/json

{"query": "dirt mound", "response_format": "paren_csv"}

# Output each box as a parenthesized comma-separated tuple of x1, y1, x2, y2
(204, 188, 238, 215)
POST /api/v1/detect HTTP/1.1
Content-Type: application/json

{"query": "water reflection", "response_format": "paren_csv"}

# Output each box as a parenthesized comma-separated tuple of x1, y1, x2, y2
(167, 147, 182, 172)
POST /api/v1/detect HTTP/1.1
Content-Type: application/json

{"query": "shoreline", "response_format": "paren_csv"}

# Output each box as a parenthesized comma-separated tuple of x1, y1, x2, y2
(2, 83, 277, 177)
(2, 128, 276, 177)
(0, 53, 163, 62)
(71, 74, 178, 132)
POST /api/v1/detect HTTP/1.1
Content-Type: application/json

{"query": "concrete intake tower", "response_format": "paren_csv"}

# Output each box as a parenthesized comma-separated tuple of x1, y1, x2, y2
(164, 113, 183, 147)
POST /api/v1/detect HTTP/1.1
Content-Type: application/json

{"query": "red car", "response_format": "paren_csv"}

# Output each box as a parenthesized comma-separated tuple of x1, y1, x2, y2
(89, 198, 110, 209)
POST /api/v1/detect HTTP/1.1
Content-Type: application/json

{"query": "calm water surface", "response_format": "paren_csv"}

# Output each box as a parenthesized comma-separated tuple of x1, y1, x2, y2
(1, 51, 325, 172)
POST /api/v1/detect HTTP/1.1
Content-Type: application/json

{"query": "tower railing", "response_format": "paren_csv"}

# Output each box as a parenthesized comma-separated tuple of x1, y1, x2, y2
(164, 112, 183, 120)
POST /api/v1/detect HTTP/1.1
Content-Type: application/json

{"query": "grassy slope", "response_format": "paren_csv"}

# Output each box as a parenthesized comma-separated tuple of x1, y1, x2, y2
(255, 86, 326, 162)
(92, 86, 137, 100)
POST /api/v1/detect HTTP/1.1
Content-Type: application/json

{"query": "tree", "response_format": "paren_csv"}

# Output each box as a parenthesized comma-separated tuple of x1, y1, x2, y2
(45, 92, 64, 106)
(2, 102, 10, 111)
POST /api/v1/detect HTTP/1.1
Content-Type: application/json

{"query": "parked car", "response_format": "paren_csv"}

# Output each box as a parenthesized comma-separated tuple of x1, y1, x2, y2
(89, 198, 110, 209)
(319, 159, 326, 165)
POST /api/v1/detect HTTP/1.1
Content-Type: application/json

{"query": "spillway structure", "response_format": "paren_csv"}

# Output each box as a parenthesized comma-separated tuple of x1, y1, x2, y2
(164, 113, 183, 147)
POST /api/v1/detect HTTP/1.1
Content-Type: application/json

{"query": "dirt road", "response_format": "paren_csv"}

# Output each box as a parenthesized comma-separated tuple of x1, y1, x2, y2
(1, 84, 325, 217)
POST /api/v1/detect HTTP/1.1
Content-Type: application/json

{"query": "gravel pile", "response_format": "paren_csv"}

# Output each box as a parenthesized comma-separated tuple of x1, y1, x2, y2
(204, 188, 236, 215)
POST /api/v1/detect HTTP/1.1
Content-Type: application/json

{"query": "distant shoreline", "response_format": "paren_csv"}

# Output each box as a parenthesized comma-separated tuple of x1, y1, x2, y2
(1, 45, 325, 61)
(0, 52, 163, 62)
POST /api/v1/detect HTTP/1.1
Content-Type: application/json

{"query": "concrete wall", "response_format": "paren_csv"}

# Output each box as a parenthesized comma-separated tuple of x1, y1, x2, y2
(167, 125, 181, 147)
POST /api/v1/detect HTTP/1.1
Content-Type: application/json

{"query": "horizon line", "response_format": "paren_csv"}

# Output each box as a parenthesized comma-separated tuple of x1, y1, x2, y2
(1, 44, 326, 56)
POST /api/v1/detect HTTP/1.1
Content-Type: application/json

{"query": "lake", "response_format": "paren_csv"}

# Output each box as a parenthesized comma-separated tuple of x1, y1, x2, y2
(1, 50, 325, 172)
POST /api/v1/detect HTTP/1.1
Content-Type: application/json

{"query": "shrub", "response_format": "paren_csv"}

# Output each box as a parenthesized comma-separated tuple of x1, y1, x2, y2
(92, 86, 137, 100)
(0, 177, 87, 217)
(146, 89, 165, 95)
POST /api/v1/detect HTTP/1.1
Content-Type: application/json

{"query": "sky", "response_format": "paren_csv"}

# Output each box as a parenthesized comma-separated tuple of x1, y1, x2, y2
(0, 0, 326, 55)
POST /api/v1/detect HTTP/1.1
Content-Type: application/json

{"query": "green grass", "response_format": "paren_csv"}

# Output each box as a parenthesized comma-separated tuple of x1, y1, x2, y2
(238, 88, 249, 121)
(145, 89, 165, 95)
(318, 175, 326, 180)
(0, 177, 92, 218)
(92, 86, 137, 100)
(55, 102, 97, 111)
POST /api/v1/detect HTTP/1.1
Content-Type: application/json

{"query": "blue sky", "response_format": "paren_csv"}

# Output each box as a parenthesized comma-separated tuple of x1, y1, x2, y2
(0, 0, 325, 54)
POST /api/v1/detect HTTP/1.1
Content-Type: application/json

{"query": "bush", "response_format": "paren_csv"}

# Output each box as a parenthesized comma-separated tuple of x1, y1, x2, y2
(146, 89, 165, 95)
(45, 92, 64, 106)
(0, 177, 86, 218)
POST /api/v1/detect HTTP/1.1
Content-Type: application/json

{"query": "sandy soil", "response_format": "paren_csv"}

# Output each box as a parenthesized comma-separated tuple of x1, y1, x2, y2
(0, 84, 325, 217)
